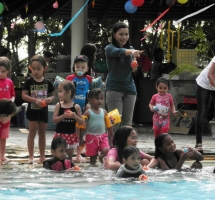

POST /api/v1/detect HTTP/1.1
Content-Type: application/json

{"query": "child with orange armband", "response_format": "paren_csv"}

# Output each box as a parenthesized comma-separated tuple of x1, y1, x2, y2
(115, 146, 148, 180)
(81, 88, 113, 166)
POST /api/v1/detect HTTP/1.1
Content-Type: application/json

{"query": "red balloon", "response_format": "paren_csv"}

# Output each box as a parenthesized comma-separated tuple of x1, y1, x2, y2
(131, 0, 145, 7)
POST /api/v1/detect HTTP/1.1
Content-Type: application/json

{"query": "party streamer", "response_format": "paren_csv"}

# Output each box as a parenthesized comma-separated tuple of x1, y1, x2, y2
(50, 0, 89, 37)
(140, 6, 172, 32)
(173, 3, 215, 25)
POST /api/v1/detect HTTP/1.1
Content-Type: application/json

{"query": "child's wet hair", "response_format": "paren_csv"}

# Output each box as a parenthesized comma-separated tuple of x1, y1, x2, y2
(51, 137, 67, 150)
(113, 126, 136, 163)
(0, 99, 17, 116)
(30, 55, 47, 67)
(0, 56, 11, 70)
(122, 146, 140, 160)
(156, 77, 170, 88)
(59, 80, 76, 98)
(88, 88, 103, 99)
(154, 133, 170, 158)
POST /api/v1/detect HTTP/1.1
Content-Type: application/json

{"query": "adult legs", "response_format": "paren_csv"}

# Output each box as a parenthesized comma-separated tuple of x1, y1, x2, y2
(106, 90, 136, 132)
(106, 90, 123, 132)
(37, 121, 47, 162)
(121, 93, 136, 126)
(195, 85, 211, 144)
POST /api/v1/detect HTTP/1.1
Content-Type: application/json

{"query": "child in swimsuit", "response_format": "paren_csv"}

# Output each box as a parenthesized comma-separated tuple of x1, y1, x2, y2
(147, 134, 203, 170)
(115, 146, 147, 179)
(43, 137, 80, 171)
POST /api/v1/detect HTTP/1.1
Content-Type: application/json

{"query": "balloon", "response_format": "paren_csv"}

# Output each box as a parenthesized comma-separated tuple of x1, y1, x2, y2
(37, 27, 45, 33)
(166, 0, 175, 6)
(0, 3, 4, 14)
(177, 0, 188, 4)
(35, 21, 45, 31)
(53, 1, 58, 9)
(124, 1, 137, 14)
(131, 0, 145, 7)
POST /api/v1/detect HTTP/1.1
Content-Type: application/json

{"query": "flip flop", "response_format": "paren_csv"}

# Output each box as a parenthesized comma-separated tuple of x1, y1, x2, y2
(195, 143, 203, 154)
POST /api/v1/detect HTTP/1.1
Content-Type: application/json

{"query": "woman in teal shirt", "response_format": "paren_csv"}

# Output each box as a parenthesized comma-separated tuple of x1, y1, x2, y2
(105, 21, 143, 131)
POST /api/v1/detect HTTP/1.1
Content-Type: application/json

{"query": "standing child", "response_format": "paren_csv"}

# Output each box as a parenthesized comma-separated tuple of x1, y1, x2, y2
(0, 99, 17, 164)
(22, 55, 55, 163)
(83, 88, 113, 166)
(149, 77, 177, 138)
(148, 134, 203, 170)
(66, 55, 92, 162)
(115, 146, 147, 179)
(53, 80, 84, 161)
(0, 56, 16, 163)
(43, 137, 80, 171)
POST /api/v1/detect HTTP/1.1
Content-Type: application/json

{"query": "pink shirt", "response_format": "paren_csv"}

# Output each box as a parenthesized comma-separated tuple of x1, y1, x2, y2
(150, 93, 174, 130)
(0, 78, 15, 99)
(106, 147, 146, 162)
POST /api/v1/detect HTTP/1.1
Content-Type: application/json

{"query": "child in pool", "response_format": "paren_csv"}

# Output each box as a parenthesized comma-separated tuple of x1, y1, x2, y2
(83, 88, 113, 166)
(104, 126, 153, 171)
(149, 77, 177, 138)
(0, 99, 17, 165)
(115, 146, 147, 179)
(147, 134, 203, 170)
(43, 137, 80, 171)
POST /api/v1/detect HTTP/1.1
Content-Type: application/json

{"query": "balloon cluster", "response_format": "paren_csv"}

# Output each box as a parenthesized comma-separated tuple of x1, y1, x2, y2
(124, 0, 145, 14)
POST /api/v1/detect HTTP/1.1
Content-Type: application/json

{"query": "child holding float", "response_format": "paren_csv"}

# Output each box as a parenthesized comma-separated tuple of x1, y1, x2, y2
(81, 88, 114, 166)
(149, 77, 177, 138)
(43, 137, 80, 171)
(53, 80, 84, 161)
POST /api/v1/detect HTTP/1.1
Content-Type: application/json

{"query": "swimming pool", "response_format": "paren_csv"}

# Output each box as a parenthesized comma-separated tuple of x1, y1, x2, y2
(0, 163, 214, 200)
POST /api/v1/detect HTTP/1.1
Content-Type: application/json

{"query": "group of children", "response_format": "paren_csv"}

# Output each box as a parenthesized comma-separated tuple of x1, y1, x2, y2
(0, 53, 205, 179)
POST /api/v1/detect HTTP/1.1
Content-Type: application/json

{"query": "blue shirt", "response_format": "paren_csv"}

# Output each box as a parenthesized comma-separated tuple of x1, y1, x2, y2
(105, 44, 137, 95)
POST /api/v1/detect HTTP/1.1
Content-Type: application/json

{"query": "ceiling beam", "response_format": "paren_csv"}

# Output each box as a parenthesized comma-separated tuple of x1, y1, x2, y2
(20, 0, 53, 19)
(96, 0, 116, 23)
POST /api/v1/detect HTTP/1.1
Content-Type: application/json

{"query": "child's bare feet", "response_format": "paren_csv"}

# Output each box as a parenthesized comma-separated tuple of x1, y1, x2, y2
(1, 157, 10, 164)
(39, 157, 46, 163)
(73, 155, 86, 163)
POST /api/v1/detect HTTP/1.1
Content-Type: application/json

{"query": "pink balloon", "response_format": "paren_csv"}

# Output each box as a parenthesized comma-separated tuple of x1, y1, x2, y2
(53, 1, 58, 9)
(35, 21, 45, 31)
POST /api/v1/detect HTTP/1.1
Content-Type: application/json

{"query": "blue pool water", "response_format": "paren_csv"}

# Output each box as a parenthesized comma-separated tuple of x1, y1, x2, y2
(0, 163, 215, 200)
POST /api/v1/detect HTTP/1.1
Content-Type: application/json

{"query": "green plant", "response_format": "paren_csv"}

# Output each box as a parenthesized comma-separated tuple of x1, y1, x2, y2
(169, 64, 201, 78)
(182, 26, 214, 57)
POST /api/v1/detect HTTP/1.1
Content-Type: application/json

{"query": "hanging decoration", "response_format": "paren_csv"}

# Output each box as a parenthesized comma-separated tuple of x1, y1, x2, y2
(177, 0, 188, 4)
(173, 3, 215, 25)
(140, 4, 173, 32)
(131, 0, 145, 7)
(0, 2, 4, 14)
(25, 0, 28, 13)
(35, 21, 45, 33)
(50, 0, 89, 37)
(124, 1, 137, 14)
(166, 0, 176, 6)
(92, 0, 95, 8)
(53, 1, 58, 9)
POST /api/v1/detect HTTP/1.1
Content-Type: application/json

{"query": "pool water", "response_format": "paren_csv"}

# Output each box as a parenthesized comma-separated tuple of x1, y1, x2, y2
(0, 163, 215, 200)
